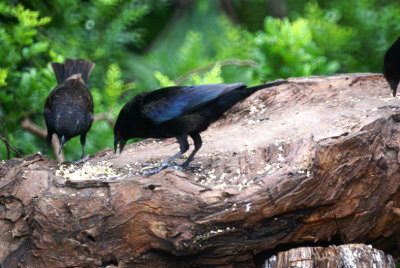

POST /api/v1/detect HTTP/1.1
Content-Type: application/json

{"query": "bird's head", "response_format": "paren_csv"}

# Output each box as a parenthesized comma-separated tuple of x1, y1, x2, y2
(114, 104, 132, 154)
(113, 96, 144, 154)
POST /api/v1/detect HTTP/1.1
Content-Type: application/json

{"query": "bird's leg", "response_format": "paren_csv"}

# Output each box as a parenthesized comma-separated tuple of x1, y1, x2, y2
(81, 134, 86, 157)
(160, 135, 189, 168)
(168, 133, 202, 171)
(71, 134, 89, 164)
(161, 151, 183, 167)
(133, 136, 189, 176)
(46, 132, 53, 145)
(178, 133, 202, 170)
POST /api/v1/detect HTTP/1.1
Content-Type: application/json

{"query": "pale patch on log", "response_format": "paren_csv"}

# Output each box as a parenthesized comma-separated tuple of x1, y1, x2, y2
(1, 74, 399, 267)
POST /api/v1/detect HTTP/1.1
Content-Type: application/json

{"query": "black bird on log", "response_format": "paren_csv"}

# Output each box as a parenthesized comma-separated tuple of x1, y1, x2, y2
(383, 37, 400, 97)
(114, 80, 287, 173)
(44, 58, 95, 160)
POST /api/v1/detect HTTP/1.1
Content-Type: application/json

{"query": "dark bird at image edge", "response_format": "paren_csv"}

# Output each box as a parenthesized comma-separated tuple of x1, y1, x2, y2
(383, 36, 400, 97)
(114, 80, 288, 171)
(44, 58, 95, 159)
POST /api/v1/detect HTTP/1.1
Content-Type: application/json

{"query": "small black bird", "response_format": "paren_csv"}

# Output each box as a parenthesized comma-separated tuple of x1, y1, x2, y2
(383, 37, 400, 97)
(114, 80, 287, 171)
(44, 58, 95, 159)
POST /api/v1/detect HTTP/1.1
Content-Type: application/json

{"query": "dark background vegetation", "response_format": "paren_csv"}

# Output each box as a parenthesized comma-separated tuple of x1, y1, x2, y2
(1, 0, 400, 161)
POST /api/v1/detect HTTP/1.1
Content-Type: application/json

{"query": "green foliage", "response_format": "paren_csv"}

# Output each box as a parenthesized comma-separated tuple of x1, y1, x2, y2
(0, 69, 8, 86)
(191, 64, 224, 85)
(322, 0, 400, 71)
(176, 31, 207, 75)
(103, 63, 135, 110)
(133, 1, 257, 89)
(155, 63, 224, 87)
(0, 3, 53, 158)
(287, 0, 400, 72)
(303, 2, 355, 72)
(253, 17, 340, 80)
(0, 3, 51, 68)
(27, 0, 152, 86)
(154, 71, 175, 88)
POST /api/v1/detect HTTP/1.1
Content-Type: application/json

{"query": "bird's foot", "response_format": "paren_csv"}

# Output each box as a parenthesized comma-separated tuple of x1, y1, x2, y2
(133, 165, 166, 176)
(167, 164, 200, 171)
(71, 155, 90, 165)
(133, 163, 200, 176)
(377, 105, 400, 110)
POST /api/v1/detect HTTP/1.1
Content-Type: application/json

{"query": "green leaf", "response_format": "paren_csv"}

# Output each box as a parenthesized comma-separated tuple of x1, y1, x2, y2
(154, 71, 175, 87)
(0, 68, 8, 86)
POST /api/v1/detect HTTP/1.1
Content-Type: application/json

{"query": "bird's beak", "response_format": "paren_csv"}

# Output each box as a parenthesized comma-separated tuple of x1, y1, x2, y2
(392, 88, 397, 97)
(114, 137, 126, 154)
(58, 135, 65, 154)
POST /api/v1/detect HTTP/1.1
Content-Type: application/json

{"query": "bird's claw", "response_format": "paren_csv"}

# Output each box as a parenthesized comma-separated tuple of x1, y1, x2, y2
(71, 155, 90, 165)
(133, 163, 200, 176)
(133, 165, 165, 176)
(168, 164, 200, 171)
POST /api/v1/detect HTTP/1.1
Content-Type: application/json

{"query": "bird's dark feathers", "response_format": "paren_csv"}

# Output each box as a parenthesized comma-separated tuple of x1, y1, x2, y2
(383, 37, 400, 97)
(142, 83, 245, 124)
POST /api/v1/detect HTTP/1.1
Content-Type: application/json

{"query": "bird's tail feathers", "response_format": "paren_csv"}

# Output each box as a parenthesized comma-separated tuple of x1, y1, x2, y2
(246, 79, 289, 93)
(51, 59, 95, 84)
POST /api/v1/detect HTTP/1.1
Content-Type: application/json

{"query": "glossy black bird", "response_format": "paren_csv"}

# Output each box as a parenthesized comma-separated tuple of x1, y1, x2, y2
(383, 37, 400, 97)
(114, 80, 287, 171)
(44, 58, 95, 159)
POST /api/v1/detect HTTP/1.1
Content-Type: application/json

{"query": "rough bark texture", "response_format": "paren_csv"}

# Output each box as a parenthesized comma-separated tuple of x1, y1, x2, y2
(1, 74, 400, 267)
(264, 244, 396, 268)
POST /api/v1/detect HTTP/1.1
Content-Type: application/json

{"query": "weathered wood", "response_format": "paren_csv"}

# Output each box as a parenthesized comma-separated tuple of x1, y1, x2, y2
(264, 244, 395, 268)
(1, 73, 400, 267)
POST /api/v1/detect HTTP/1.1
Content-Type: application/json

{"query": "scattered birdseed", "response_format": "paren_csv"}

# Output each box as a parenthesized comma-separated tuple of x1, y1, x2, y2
(277, 154, 285, 162)
(249, 105, 258, 115)
(56, 161, 121, 181)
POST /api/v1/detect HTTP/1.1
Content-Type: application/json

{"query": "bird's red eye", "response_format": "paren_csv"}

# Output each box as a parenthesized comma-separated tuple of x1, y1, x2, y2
(116, 130, 121, 136)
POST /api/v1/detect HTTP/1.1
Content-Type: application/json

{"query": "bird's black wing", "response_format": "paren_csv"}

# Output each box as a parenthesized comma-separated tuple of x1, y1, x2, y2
(142, 83, 245, 124)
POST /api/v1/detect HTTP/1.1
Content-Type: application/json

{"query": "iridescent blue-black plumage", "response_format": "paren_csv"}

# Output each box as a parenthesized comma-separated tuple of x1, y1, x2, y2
(44, 59, 95, 158)
(114, 80, 287, 169)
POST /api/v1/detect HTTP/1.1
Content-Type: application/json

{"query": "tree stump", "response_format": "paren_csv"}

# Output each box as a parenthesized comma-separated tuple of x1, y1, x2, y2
(264, 244, 396, 268)
(1, 73, 399, 267)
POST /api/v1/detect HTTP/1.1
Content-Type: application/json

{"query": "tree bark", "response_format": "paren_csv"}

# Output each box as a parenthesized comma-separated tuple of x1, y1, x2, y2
(1, 73, 399, 267)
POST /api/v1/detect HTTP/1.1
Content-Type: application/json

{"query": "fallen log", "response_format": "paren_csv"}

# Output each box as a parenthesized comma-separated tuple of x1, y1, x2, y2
(1, 73, 399, 267)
